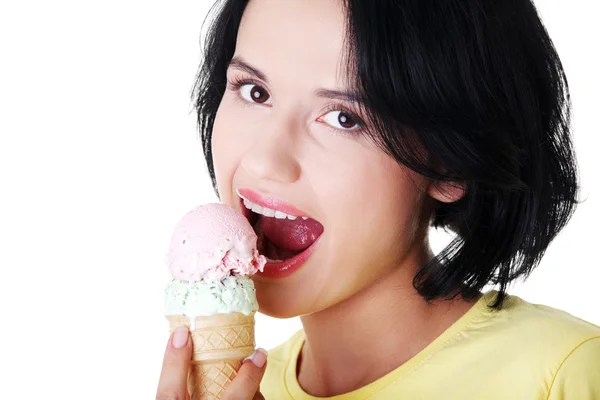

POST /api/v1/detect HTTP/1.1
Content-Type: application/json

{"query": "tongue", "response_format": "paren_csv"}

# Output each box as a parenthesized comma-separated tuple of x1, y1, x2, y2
(259, 216, 324, 251)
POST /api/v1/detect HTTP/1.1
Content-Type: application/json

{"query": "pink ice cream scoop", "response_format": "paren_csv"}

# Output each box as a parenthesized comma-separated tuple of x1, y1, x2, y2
(166, 203, 266, 281)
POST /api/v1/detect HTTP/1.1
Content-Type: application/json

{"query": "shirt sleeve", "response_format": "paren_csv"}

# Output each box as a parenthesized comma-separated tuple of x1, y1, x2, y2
(547, 336, 600, 400)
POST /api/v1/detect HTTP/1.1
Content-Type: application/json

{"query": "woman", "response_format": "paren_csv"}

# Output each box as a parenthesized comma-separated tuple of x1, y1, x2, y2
(156, 0, 599, 399)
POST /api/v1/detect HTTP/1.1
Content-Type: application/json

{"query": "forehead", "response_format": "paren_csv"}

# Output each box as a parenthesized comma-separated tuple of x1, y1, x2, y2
(235, 0, 349, 85)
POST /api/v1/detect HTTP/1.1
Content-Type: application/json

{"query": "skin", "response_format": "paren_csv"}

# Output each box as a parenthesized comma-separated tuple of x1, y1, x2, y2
(158, 0, 481, 397)
(156, 327, 267, 400)
(214, 0, 441, 319)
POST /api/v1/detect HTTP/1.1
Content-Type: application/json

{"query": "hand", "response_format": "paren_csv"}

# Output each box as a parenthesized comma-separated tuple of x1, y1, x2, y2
(156, 326, 268, 400)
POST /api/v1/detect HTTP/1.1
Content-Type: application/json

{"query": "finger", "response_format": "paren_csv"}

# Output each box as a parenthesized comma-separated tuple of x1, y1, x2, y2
(156, 326, 192, 400)
(221, 348, 268, 400)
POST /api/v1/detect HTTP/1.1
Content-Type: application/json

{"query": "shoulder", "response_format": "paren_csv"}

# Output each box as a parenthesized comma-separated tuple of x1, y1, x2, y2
(547, 336, 600, 399)
(462, 292, 600, 368)
(475, 293, 600, 395)
(503, 294, 599, 338)
(480, 292, 600, 348)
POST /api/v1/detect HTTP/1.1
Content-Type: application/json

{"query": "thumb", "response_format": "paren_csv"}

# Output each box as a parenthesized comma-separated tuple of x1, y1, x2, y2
(221, 348, 268, 400)
(156, 326, 192, 399)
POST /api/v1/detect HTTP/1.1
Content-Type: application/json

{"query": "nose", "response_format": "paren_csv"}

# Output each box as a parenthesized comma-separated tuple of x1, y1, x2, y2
(240, 114, 302, 184)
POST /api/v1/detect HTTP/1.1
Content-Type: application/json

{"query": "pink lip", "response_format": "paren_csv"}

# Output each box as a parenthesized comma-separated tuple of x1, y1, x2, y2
(236, 188, 321, 279)
(237, 188, 308, 217)
(256, 236, 320, 279)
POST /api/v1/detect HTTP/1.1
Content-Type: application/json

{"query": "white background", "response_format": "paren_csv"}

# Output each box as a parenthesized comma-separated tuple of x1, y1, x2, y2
(0, 1, 598, 398)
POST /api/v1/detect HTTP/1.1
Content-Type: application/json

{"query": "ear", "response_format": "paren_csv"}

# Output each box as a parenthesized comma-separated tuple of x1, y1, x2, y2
(427, 180, 466, 203)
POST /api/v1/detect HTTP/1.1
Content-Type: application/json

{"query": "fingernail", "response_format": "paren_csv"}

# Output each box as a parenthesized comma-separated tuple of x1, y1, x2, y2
(172, 326, 189, 349)
(244, 348, 268, 368)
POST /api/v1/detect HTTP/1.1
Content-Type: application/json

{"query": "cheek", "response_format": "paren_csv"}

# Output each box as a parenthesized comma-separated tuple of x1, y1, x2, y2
(324, 153, 424, 263)
(211, 99, 247, 200)
(365, 166, 424, 246)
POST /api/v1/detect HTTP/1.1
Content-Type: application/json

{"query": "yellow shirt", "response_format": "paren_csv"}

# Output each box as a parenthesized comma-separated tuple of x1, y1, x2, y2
(261, 290, 600, 399)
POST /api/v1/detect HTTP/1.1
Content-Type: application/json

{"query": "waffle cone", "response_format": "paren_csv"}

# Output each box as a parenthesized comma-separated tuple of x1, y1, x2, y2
(167, 312, 255, 400)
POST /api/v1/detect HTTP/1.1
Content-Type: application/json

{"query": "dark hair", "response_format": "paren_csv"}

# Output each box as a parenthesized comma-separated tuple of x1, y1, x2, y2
(192, 0, 579, 309)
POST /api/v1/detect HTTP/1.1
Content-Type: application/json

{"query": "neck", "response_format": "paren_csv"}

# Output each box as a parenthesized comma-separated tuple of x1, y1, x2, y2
(297, 245, 481, 397)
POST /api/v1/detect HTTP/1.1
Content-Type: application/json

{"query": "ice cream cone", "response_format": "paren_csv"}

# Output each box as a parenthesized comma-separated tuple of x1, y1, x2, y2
(167, 312, 255, 400)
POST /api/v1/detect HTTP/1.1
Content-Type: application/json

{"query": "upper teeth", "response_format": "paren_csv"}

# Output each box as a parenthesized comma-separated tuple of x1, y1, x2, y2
(241, 198, 308, 221)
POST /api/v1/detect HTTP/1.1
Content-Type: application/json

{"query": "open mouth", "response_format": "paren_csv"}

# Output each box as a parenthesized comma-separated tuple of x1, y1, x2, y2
(238, 191, 324, 269)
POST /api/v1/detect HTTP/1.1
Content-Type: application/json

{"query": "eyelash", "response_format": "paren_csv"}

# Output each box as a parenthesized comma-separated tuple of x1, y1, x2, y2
(226, 76, 366, 134)
(227, 76, 257, 94)
(319, 104, 366, 133)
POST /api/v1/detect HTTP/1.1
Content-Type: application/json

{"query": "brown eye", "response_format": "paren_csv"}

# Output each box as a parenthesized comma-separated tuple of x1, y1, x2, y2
(321, 110, 361, 131)
(338, 112, 357, 129)
(241, 84, 271, 104)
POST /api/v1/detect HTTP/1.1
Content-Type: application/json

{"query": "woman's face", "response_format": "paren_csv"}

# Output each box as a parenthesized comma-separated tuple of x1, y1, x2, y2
(212, 0, 431, 317)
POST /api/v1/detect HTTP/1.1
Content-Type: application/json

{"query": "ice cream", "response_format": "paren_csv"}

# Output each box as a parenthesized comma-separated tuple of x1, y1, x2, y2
(164, 275, 258, 317)
(164, 203, 266, 400)
(166, 203, 265, 282)
(165, 203, 265, 329)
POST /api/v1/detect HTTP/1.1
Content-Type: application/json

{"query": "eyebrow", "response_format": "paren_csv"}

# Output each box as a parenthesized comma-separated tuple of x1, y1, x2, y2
(228, 56, 268, 82)
(227, 56, 364, 105)
(314, 88, 363, 105)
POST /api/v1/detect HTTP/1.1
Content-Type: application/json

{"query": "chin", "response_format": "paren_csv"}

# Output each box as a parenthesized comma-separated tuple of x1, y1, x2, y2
(253, 278, 308, 318)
